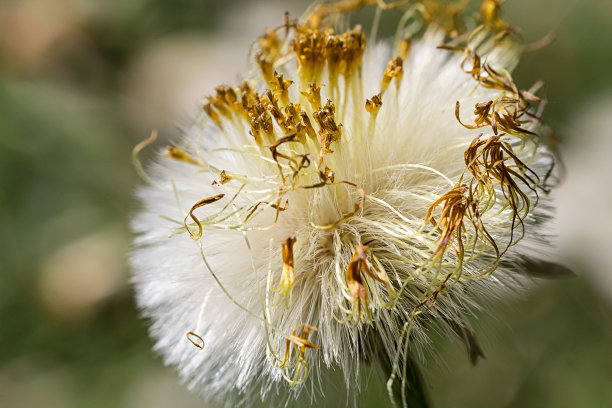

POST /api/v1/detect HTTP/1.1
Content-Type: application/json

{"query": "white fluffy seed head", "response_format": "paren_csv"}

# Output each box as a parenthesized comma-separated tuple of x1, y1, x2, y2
(130, 2, 560, 406)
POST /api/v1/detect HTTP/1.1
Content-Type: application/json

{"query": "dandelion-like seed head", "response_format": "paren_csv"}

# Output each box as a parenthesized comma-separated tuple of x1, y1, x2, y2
(131, 1, 560, 406)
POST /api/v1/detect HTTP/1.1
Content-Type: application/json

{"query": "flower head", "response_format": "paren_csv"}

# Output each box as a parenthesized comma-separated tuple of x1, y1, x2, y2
(130, 1, 560, 406)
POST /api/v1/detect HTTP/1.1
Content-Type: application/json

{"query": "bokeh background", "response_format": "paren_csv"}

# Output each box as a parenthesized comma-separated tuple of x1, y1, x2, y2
(1, 0, 611, 407)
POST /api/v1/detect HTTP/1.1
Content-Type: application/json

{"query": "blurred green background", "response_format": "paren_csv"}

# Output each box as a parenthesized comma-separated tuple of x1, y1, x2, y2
(1, 0, 611, 407)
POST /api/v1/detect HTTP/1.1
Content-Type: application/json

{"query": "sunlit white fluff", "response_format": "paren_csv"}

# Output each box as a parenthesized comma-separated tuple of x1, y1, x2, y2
(130, 7, 558, 407)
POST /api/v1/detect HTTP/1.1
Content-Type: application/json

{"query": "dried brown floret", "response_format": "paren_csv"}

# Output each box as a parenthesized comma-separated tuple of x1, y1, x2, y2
(206, 85, 237, 119)
(381, 56, 403, 93)
(299, 111, 318, 140)
(345, 245, 390, 323)
(365, 93, 383, 115)
(284, 102, 301, 123)
(238, 82, 258, 115)
(249, 100, 275, 144)
(282, 102, 303, 137)
(293, 26, 329, 83)
(461, 135, 541, 248)
(313, 100, 342, 165)
(216, 85, 238, 106)
(479, 0, 509, 31)
(273, 237, 296, 297)
(399, 34, 411, 59)
(165, 146, 200, 166)
(322, 166, 335, 183)
(424, 184, 470, 260)
(326, 35, 344, 81)
(256, 51, 276, 84)
(279, 323, 320, 384)
(202, 102, 222, 127)
(440, 39, 521, 96)
(272, 72, 294, 106)
(264, 89, 290, 132)
(418, 184, 479, 311)
(455, 97, 538, 142)
(301, 82, 323, 111)
(346, 246, 369, 321)
(257, 28, 282, 62)
(211, 170, 232, 186)
(338, 26, 366, 78)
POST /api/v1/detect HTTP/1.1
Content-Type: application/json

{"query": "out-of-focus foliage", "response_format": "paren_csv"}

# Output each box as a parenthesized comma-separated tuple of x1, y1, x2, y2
(0, 0, 610, 407)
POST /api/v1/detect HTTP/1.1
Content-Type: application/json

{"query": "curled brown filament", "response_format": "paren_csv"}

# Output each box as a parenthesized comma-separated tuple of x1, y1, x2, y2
(185, 194, 226, 239)
(244, 198, 289, 223)
(269, 132, 301, 182)
(186, 331, 205, 350)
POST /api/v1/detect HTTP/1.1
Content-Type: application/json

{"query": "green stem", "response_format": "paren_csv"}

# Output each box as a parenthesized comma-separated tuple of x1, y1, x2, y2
(379, 346, 431, 408)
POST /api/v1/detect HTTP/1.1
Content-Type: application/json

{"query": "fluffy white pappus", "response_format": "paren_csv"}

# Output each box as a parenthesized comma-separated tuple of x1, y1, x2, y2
(130, 7, 559, 407)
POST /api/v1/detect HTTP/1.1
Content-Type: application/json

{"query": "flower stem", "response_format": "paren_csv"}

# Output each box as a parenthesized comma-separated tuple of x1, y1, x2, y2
(379, 347, 431, 408)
